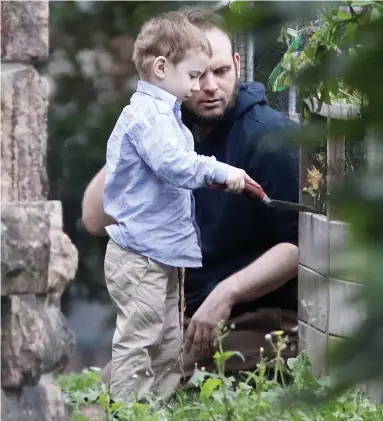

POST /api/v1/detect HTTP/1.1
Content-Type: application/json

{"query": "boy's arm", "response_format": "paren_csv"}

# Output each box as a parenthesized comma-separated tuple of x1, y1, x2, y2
(122, 109, 230, 189)
(82, 166, 115, 236)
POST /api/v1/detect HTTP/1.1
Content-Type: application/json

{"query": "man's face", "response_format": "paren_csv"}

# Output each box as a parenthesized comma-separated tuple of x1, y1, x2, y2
(183, 28, 240, 124)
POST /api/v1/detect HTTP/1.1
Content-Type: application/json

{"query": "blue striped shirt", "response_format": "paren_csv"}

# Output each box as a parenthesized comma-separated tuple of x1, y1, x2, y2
(104, 81, 230, 268)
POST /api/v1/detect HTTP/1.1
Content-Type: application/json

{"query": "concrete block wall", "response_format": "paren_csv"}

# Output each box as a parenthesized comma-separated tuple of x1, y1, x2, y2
(298, 212, 383, 402)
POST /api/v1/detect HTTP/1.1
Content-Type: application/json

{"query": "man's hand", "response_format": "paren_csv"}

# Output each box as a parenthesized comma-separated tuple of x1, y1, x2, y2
(183, 281, 236, 356)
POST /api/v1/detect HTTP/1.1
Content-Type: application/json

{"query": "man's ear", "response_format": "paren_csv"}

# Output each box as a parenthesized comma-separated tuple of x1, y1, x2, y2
(153, 56, 167, 79)
(233, 52, 241, 79)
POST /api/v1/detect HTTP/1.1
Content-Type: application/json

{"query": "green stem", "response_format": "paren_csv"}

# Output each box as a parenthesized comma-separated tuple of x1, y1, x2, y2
(337, 88, 360, 104)
(218, 332, 232, 421)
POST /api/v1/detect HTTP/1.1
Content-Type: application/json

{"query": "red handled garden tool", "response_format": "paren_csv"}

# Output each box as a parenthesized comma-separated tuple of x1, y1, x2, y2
(211, 178, 321, 214)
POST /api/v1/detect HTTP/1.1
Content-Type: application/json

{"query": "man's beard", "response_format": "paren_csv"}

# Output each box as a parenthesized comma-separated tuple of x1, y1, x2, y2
(182, 77, 240, 127)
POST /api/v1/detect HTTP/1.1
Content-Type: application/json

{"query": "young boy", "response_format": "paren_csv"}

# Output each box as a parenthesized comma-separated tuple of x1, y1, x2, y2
(103, 11, 253, 402)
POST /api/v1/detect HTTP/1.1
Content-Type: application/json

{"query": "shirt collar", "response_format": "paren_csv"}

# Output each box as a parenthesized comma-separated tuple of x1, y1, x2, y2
(136, 80, 177, 109)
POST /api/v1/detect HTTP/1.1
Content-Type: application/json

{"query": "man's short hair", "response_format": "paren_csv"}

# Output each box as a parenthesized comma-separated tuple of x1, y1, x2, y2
(132, 11, 212, 76)
(180, 7, 235, 55)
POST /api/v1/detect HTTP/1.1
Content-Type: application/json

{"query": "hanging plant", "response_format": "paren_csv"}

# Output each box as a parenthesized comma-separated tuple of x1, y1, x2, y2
(268, 1, 382, 210)
(268, 1, 382, 118)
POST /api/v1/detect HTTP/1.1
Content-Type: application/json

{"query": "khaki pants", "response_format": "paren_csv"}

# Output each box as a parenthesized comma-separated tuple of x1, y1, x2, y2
(101, 306, 298, 385)
(104, 240, 182, 402)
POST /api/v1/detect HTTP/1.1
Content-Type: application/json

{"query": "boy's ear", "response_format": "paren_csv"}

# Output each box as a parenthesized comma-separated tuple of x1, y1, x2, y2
(153, 56, 167, 79)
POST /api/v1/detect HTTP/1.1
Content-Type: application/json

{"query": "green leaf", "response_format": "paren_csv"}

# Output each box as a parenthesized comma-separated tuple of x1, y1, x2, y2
(84, 390, 100, 403)
(98, 394, 111, 410)
(320, 87, 332, 105)
(371, 6, 382, 20)
(287, 357, 298, 370)
(273, 71, 292, 92)
(198, 412, 213, 420)
(188, 370, 209, 387)
(351, 1, 374, 6)
(213, 350, 245, 365)
(71, 415, 89, 421)
(303, 106, 311, 121)
(337, 10, 352, 20)
(305, 46, 317, 60)
(199, 378, 223, 401)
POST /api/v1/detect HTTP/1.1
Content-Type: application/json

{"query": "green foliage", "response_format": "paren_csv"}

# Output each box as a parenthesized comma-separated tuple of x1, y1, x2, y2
(268, 1, 383, 108)
(58, 330, 383, 420)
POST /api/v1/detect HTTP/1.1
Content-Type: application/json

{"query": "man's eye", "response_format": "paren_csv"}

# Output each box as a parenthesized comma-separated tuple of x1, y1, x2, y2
(215, 68, 229, 76)
(189, 75, 197, 80)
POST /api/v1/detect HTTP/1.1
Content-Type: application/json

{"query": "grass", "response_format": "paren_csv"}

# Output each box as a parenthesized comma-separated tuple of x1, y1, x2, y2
(57, 325, 383, 421)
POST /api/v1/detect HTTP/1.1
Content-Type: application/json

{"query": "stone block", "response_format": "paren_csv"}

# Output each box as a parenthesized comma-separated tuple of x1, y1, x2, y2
(1, 1, 49, 62)
(329, 220, 364, 283)
(1, 201, 78, 297)
(1, 202, 49, 295)
(299, 213, 329, 276)
(298, 321, 327, 376)
(1, 294, 75, 388)
(47, 201, 79, 303)
(327, 333, 344, 352)
(1, 374, 69, 421)
(328, 278, 365, 337)
(329, 220, 349, 256)
(1, 64, 48, 202)
(327, 335, 383, 404)
(363, 378, 383, 405)
(298, 265, 328, 332)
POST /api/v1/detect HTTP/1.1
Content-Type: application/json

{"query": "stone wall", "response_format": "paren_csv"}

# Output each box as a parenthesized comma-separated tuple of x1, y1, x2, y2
(1, 2, 78, 420)
(298, 101, 383, 403)
(299, 209, 383, 403)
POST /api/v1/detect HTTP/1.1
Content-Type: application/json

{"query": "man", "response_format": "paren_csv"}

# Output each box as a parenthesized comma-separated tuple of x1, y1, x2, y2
(82, 7, 299, 383)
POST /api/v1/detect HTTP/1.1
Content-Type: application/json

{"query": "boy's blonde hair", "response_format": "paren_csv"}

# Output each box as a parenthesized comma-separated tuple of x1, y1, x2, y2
(132, 11, 212, 76)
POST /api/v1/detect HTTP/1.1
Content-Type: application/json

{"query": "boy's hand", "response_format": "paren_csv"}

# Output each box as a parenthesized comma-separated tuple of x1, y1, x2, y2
(225, 167, 256, 193)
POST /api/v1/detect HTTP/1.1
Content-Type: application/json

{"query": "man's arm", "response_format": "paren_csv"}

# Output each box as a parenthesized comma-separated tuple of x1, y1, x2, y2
(183, 242, 298, 354)
(224, 242, 298, 304)
(184, 124, 300, 354)
(82, 166, 115, 236)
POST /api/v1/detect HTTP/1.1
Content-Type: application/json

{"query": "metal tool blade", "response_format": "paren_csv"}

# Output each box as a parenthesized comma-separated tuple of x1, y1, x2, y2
(266, 198, 321, 214)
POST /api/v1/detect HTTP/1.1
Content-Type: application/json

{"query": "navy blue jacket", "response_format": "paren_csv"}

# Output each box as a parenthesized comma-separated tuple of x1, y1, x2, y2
(182, 82, 299, 317)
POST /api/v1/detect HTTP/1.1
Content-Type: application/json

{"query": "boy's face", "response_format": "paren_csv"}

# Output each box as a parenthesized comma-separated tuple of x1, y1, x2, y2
(162, 50, 209, 103)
